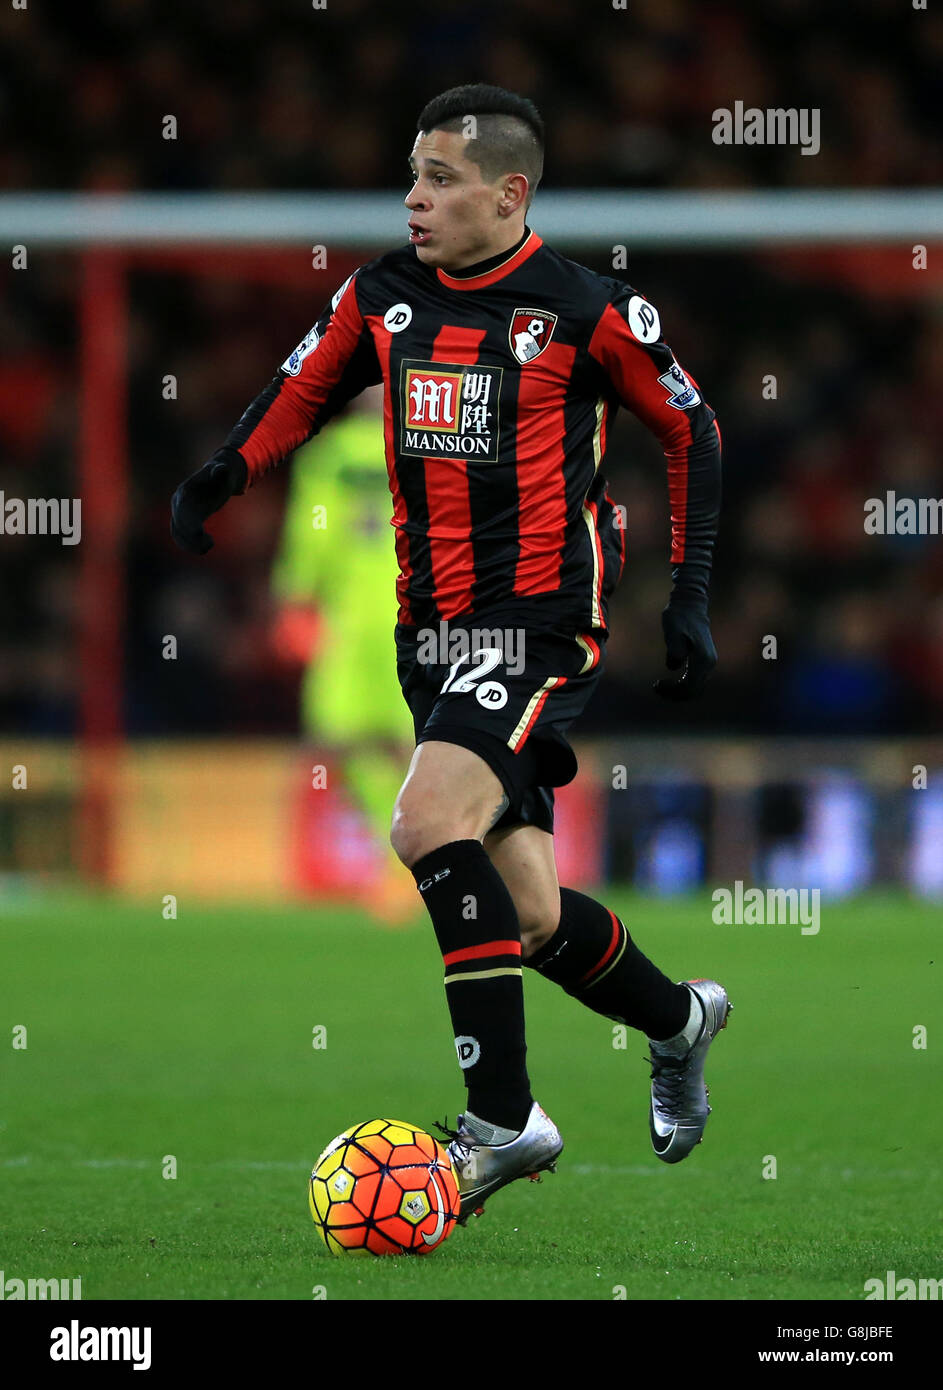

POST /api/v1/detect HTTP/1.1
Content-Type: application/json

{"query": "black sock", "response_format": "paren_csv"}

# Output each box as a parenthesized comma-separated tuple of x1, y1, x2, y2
(411, 839, 533, 1132)
(525, 886, 690, 1039)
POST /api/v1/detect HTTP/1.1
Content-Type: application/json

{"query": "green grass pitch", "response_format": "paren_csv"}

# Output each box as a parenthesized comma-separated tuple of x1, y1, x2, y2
(1, 889, 939, 1301)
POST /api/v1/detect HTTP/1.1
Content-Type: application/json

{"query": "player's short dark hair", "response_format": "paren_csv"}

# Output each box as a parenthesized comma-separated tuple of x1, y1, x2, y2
(416, 84, 544, 210)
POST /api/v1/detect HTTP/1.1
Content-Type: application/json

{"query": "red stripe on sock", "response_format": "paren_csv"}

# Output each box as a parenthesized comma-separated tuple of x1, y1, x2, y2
(442, 939, 522, 967)
(578, 910, 622, 986)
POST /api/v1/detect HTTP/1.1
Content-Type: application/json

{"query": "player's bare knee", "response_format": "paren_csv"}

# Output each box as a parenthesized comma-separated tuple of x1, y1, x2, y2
(389, 805, 420, 866)
(390, 800, 477, 869)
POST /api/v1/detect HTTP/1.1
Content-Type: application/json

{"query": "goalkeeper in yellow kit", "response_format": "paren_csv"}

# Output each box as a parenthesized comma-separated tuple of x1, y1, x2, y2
(271, 385, 417, 923)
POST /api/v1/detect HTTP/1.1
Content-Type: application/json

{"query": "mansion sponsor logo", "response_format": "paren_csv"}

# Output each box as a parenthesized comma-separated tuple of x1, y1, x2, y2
(0, 493, 81, 545)
(50, 1320, 151, 1370)
(415, 622, 526, 678)
(1, 1269, 82, 1300)
(712, 881, 820, 935)
(712, 101, 820, 156)
(864, 1270, 942, 1300)
(864, 492, 943, 535)
(399, 359, 502, 462)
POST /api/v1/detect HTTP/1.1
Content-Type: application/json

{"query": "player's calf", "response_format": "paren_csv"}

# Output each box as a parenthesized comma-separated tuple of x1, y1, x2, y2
(521, 889, 732, 1161)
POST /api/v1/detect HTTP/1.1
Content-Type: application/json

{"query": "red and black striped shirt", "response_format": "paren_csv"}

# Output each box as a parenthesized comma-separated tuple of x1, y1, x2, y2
(214, 226, 721, 632)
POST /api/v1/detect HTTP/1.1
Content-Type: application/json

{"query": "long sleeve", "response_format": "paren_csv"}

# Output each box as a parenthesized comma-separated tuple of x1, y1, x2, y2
(211, 271, 382, 488)
(587, 279, 721, 599)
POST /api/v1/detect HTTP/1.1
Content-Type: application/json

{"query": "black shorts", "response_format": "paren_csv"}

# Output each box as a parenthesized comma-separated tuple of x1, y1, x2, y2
(395, 617, 607, 835)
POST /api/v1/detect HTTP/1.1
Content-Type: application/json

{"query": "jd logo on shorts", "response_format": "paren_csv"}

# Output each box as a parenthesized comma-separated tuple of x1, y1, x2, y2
(475, 680, 508, 709)
(455, 1036, 481, 1069)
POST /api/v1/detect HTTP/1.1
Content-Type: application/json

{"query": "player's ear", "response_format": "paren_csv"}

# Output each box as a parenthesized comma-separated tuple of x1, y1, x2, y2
(499, 173, 528, 216)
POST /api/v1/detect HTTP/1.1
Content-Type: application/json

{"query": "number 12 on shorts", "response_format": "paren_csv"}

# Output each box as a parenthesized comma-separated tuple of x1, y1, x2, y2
(440, 648, 510, 710)
(439, 647, 503, 694)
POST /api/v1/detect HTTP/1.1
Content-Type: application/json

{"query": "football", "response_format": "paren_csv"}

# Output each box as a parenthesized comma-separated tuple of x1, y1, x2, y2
(309, 1118, 461, 1256)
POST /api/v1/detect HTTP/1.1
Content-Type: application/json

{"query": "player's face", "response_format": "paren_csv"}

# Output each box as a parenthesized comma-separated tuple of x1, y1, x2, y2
(405, 129, 525, 271)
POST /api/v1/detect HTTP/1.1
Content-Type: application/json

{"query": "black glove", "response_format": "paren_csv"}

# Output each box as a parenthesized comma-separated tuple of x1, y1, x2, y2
(171, 451, 248, 555)
(653, 596, 717, 701)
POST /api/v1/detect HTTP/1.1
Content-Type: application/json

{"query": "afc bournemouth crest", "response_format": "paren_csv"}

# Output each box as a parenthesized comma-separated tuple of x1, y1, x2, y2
(508, 308, 557, 364)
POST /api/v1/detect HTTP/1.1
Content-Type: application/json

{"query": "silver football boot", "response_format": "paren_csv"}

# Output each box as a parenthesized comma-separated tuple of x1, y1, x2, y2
(648, 979, 732, 1164)
(438, 1101, 563, 1223)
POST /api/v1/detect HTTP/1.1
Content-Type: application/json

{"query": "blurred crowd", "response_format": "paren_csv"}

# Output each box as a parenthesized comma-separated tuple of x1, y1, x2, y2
(2, 0, 940, 193)
(0, 0, 940, 739)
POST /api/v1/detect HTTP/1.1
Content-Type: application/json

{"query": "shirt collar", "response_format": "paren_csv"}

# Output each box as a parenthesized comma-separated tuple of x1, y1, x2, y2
(433, 226, 542, 291)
